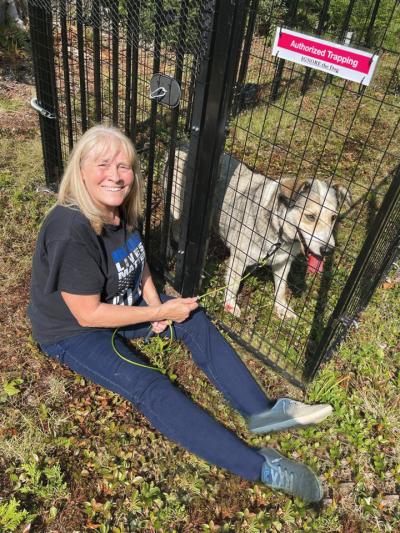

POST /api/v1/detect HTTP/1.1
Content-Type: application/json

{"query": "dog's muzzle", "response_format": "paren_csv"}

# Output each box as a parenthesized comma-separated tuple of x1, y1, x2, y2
(297, 230, 333, 260)
(319, 243, 334, 257)
(297, 230, 332, 274)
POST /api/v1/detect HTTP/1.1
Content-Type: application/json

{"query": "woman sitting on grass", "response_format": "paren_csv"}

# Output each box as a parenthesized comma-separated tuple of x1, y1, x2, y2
(28, 125, 332, 503)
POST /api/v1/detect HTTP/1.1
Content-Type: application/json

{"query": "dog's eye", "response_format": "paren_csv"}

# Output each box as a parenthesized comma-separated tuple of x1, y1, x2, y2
(305, 213, 316, 221)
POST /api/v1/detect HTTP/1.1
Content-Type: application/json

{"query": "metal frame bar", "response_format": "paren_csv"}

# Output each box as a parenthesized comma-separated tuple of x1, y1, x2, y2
(160, 0, 189, 266)
(270, 0, 299, 101)
(76, 0, 88, 132)
(301, 0, 331, 94)
(28, 0, 63, 186)
(175, 0, 247, 296)
(60, 0, 73, 150)
(365, 0, 382, 47)
(111, 0, 120, 126)
(144, 0, 164, 251)
(232, 0, 259, 115)
(92, 0, 102, 123)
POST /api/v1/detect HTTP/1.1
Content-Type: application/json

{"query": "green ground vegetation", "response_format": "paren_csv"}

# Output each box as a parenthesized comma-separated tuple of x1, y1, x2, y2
(0, 72, 399, 532)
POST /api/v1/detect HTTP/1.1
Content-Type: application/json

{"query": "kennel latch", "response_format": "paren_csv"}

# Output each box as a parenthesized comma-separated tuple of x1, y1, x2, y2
(30, 98, 57, 120)
(149, 74, 181, 108)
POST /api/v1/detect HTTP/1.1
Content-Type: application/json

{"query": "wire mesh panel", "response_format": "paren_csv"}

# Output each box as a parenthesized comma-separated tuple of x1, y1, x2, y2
(28, 0, 215, 268)
(180, 0, 400, 386)
(304, 165, 400, 381)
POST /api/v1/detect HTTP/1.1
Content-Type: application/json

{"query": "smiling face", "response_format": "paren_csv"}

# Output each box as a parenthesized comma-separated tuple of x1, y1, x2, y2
(80, 141, 134, 221)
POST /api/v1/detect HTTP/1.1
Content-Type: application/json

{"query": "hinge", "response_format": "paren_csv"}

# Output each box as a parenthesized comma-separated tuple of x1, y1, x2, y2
(332, 315, 359, 330)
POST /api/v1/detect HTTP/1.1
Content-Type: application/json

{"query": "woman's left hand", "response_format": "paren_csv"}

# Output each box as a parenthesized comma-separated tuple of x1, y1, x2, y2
(151, 320, 170, 334)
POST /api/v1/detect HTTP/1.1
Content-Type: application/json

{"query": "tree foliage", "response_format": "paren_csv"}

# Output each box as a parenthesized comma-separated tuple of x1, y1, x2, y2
(257, 0, 400, 50)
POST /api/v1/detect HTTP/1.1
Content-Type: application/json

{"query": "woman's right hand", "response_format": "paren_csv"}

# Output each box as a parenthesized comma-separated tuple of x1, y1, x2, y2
(160, 297, 198, 323)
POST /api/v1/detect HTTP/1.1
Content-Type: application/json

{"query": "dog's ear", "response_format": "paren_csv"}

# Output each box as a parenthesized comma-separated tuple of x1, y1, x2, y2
(279, 178, 312, 207)
(332, 183, 352, 209)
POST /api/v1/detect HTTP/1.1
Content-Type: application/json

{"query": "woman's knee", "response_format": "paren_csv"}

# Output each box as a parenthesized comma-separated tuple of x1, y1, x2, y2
(133, 373, 176, 409)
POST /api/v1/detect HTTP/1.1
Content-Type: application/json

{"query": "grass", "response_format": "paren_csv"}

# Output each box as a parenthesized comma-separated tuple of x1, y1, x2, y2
(1, 51, 399, 533)
(0, 96, 25, 113)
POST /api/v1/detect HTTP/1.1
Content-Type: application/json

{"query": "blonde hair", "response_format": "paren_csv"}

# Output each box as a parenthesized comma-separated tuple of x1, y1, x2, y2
(57, 125, 143, 234)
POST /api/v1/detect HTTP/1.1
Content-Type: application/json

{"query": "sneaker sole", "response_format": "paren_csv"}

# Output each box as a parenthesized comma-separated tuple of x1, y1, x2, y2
(250, 404, 333, 434)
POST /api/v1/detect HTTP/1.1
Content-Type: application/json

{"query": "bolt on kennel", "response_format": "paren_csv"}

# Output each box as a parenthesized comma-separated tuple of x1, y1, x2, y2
(28, 0, 400, 388)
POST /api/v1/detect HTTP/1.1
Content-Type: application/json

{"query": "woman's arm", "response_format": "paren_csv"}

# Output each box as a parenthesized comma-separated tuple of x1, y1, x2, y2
(141, 263, 162, 306)
(61, 291, 198, 328)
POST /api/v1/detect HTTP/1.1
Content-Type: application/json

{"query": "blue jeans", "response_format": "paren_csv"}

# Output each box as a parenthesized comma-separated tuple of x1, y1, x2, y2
(40, 297, 272, 480)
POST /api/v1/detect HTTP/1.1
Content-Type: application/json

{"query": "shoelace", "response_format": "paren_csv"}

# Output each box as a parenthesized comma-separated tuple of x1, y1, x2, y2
(269, 458, 294, 492)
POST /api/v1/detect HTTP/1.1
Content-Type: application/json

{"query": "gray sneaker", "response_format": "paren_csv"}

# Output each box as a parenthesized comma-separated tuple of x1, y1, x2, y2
(248, 398, 333, 434)
(259, 447, 323, 503)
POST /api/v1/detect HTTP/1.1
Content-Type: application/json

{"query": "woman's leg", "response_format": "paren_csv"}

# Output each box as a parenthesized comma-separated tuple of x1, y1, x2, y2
(121, 297, 273, 417)
(41, 330, 264, 480)
(174, 307, 273, 416)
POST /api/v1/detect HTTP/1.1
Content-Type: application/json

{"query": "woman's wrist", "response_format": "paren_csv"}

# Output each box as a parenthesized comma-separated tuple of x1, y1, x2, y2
(153, 303, 164, 321)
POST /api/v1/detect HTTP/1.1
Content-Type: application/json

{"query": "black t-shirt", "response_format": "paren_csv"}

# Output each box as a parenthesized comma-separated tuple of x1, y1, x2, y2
(28, 205, 146, 344)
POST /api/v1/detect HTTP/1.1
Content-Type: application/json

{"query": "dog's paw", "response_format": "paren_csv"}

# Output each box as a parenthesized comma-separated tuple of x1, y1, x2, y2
(274, 302, 297, 320)
(224, 302, 242, 317)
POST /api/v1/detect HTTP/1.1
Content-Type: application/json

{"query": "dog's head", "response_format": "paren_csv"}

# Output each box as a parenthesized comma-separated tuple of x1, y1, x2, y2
(278, 178, 352, 264)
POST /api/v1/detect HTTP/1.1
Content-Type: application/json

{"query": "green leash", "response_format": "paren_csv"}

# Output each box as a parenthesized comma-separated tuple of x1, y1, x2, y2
(111, 323, 174, 373)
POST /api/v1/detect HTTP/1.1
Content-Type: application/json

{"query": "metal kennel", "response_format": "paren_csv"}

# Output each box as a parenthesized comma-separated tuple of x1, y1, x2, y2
(28, 0, 400, 388)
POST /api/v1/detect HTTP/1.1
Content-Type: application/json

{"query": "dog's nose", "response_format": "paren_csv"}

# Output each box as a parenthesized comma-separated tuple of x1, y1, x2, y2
(320, 244, 334, 256)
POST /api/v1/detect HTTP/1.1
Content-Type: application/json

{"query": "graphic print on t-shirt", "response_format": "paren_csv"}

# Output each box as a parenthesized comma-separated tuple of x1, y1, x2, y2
(111, 231, 146, 305)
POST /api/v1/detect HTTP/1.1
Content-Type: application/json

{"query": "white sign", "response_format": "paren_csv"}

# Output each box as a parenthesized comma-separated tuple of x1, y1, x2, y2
(272, 27, 379, 86)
